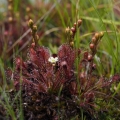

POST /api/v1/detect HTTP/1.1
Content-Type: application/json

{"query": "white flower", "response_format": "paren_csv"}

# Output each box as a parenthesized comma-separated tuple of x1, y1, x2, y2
(48, 57, 58, 64)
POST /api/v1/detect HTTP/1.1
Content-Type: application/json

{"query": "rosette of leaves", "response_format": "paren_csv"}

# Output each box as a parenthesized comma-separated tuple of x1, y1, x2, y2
(6, 43, 82, 119)
(3, 20, 120, 120)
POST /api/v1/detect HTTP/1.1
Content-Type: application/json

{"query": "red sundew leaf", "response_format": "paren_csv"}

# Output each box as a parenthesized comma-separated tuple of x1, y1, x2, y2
(38, 81, 48, 93)
(58, 44, 76, 82)
(79, 72, 87, 88)
(60, 61, 70, 78)
(75, 48, 81, 57)
(21, 78, 40, 91)
(14, 80, 20, 88)
(95, 77, 104, 88)
(38, 72, 48, 84)
(29, 46, 51, 69)
(84, 91, 95, 102)
(84, 51, 88, 60)
(36, 46, 50, 62)
(70, 81, 77, 95)
(6, 68, 13, 84)
(6, 68, 12, 78)
(85, 76, 97, 90)
(58, 44, 76, 68)
(42, 71, 53, 85)
(51, 69, 66, 91)
(101, 75, 120, 88)
(29, 47, 38, 64)
(29, 50, 41, 68)
(112, 74, 120, 82)
(58, 44, 71, 59)
(30, 47, 36, 55)
(52, 78, 64, 91)
(15, 57, 26, 71)
(4, 21, 10, 31)
(29, 69, 39, 79)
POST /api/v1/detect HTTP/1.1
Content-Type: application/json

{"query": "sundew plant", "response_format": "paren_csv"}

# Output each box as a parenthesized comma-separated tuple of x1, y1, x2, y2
(0, 0, 120, 120)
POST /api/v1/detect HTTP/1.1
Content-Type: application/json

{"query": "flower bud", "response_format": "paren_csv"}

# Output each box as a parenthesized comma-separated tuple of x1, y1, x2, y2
(28, 19, 33, 27)
(8, 5, 13, 11)
(61, 61, 67, 68)
(31, 42, 35, 48)
(8, 0, 13, 2)
(92, 63, 96, 69)
(90, 43, 94, 50)
(71, 27, 76, 33)
(77, 19, 82, 27)
(26, 7, 30, 12)
(36, 35, 39, 40)
(95, 33, 99, 39)
(70, 30, 73, 36)
(92, 37, 96, 43)
(65, 27, 70, 34)
(99, 32, 104, 38)
(84, 51, 88, 59)
(8, 17, 13, 22)
(70, 41, 74, 47)
(88, 54, 93, 61)
(80, 72, 85, 79)
(74, 23, 77, 28)
(32, 25, 37, 32)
